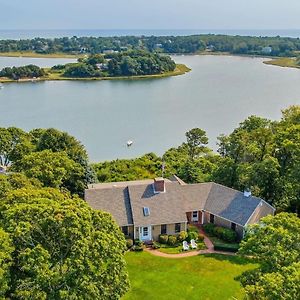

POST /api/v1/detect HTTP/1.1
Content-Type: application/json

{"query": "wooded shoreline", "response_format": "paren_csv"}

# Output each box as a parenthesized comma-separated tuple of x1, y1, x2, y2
(0, 63, 190, 84)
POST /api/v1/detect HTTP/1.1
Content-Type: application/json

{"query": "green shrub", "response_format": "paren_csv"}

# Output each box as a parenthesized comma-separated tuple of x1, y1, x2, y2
(126, 238, 133, 249)
(221, 228, 237, 243)
(198, 233, 205, 242)
(203, 223, 215, 235)
(132, 245, 143, 252)
(213, 226, 224, 239)
(134, 239, 143, 247)
(187, 225, 199, 232)
(186, 231, 198, 242)
(177, 231, 188, 242)
(152, 241, 161, 249)
(167, 235, 177, 246)
(159, 234, 169, 244)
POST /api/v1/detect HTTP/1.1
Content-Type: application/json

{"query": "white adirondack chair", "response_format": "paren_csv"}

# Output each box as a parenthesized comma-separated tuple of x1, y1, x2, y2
(183, 241, 189, 251)
(191, 239, 197, 249)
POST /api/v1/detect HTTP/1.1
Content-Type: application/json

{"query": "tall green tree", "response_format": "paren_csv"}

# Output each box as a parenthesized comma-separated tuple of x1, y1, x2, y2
(0, 127, 33, 166)
(0, 188, 129, 299)
(238, 213, 300, 300)
(185, 128, 209, 160)
(12, 150, 85, 195)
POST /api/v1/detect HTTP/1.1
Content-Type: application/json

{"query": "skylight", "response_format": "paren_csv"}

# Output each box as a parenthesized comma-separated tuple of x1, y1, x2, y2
(143, 207, 150, 216)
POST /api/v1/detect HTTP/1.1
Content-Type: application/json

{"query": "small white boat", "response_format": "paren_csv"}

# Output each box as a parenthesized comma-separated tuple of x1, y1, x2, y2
(0, 84, 3, 89)
(127, 140, 133, 147)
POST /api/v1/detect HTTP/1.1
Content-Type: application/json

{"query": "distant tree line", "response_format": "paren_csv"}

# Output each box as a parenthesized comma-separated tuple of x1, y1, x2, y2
(54, 51, 176, 78)
(1, 34, 300, 56)
(0, 64, 45, 79)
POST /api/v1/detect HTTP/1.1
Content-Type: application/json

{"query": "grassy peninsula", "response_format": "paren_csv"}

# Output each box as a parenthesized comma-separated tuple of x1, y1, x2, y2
(264, 57, 300, 69)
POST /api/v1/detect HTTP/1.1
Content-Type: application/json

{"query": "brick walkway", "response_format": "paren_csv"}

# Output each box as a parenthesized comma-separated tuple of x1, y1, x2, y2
(145, 230, 235, 259)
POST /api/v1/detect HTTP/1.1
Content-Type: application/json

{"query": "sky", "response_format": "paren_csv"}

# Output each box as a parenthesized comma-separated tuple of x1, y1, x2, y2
(1, 0, 300, 30)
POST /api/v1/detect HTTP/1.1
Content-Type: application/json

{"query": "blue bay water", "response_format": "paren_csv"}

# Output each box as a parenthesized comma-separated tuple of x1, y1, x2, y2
(1, 55, 300, 162)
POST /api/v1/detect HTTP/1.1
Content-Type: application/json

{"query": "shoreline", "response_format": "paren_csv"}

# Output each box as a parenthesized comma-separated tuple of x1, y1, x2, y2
(262, 57, 300, 69)
(0, 64, 191, 84)
(0, 50, 283, 60)
(0, 50, 298, 74)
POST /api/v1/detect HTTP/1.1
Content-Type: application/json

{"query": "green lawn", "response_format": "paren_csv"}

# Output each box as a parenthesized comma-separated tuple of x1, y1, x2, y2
(123, 251, 255, 300)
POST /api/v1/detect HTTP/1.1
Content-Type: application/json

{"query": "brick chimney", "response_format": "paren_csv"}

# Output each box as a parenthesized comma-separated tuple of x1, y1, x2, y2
(153, 177, 165, 193)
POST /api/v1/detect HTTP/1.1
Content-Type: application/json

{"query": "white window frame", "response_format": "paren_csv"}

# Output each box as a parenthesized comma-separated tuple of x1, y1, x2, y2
(142, 227, 148, 237)
(192, 211, 199, 222)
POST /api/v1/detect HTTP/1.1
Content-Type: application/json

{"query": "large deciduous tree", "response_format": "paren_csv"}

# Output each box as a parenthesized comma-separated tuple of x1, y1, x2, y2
(238, 213, 300, 300)
(12, 150, 85, 195)
(0, 127, 33, 167)
(0, 188, 129, 299)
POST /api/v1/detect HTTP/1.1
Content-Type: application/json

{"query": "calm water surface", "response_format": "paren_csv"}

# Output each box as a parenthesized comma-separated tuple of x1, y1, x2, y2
(0, 57, 76, 69)
(1, 55, 300, 161)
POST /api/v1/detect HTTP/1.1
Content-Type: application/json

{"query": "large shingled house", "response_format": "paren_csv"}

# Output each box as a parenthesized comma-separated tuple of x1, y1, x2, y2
(85, 176, 275, 241)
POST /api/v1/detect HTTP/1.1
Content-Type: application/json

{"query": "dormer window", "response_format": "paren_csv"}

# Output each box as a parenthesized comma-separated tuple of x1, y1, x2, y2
(143, 207, 150, 216)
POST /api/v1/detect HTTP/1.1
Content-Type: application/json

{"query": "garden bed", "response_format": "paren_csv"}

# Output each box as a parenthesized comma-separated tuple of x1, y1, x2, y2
(157, 241, 206, 254)
(202, 223, 240, 252)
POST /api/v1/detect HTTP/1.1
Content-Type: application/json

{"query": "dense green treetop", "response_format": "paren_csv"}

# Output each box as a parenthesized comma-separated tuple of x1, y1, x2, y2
(0, 228, 13, 300)
(238, 213, 300, 300)
(59, 50, 176, 78)
(0, 65, 45, 80)
(0, 185, 129, 299)
(0, 127, 95, 196)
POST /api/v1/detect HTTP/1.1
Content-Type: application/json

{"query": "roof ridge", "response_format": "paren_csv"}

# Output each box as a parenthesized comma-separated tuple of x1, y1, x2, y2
(210, 182, 264, 201)
(203, 182, 215, 208)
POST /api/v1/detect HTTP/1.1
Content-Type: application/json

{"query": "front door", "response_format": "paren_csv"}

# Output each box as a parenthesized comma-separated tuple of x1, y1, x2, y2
(139, 226, 152, 241)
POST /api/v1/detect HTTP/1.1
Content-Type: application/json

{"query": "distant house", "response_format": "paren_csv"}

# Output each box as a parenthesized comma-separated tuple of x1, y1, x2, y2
(154, 43, 163, 49)
(206, 45, 215, 52)
(103, 49, 119, 54)
(85, 177, 275, 241)
(96, 63, 108, 71)
(261, 46, 272, 55)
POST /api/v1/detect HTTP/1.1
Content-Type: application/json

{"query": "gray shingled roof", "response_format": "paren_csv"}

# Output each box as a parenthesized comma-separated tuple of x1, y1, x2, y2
(85, 178, 273, 228)
(182, 183, 213, 212)
(85, 187, 133, 226)
(204, 183, 262, 226)
(128, 183, 187, 227)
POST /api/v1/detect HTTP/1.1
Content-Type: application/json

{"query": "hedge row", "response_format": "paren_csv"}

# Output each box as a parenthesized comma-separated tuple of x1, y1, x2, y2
(203, 223, 237, 243)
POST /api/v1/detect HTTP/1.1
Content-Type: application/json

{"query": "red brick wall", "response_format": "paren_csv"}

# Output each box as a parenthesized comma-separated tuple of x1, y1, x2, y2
(186, 211, 203, 224)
